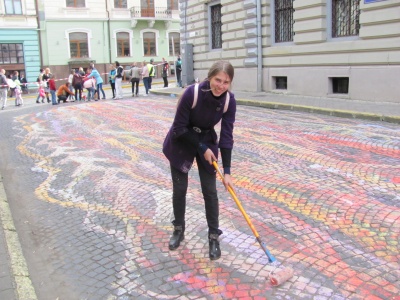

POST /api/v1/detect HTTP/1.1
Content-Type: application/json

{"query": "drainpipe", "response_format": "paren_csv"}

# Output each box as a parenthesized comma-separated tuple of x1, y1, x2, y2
(256, 0, 262, 92)
(35, 0, 43, 67)
(105, 0, 112, 63)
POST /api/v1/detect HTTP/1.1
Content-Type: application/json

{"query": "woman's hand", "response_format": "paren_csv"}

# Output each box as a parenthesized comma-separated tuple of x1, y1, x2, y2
(204, 148, 217, 165)
(222, 173, 234, 192)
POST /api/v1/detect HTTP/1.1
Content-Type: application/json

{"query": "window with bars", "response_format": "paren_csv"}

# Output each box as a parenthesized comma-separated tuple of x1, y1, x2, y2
(66, 0, 85, 8)
(0, 44, 24, 64)
(4, 0, 22, 14)
(117, 32, 130, 57)
(69, 32, 88, 58)
(114, 0, 127, 9)
(210, 4, 222, 49)
(332, 0, 360, 37)
(275, 0, 294, 43)
(143, 32, 156, 56)
(169, 32, 180, 56)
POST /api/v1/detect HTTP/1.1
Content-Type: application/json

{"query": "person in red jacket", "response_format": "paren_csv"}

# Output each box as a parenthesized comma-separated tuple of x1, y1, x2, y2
(48, 74, 58, 105)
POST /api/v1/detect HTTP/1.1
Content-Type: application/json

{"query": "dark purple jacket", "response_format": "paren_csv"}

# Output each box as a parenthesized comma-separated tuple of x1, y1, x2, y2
(163, 80, 236, 174)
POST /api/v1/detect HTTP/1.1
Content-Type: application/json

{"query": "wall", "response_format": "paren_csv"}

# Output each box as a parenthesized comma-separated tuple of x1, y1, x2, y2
(184, 0, 400, 103)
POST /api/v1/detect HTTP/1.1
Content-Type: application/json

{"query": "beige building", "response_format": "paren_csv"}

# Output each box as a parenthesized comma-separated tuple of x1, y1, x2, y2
(181, 0, 400, 104)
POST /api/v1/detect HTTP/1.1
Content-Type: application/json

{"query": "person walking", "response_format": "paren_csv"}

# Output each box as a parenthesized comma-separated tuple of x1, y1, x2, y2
(0, 69, 9, 110)
(141, 61, 150, 96)
(129, 62, 141, 97)
(161, 58, 169, 88)
(108, 64, 116, 99)
(176, 55, 182, 88)
(162, 60, 236, 261)
(114, 61, 124, 99)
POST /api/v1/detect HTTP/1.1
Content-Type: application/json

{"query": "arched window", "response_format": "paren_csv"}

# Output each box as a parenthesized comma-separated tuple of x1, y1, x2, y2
(69, 32, 88, 58)
(117, 32, 130, 57)
(143, 32, 156, 56)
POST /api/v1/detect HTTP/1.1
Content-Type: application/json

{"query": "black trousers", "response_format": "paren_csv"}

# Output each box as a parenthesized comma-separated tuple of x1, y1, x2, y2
(131, 78, 139, 95)
(170, 156, 222, 235)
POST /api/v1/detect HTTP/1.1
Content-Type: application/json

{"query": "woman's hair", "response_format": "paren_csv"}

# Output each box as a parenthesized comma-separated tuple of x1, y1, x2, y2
(207, 60, 234, 82)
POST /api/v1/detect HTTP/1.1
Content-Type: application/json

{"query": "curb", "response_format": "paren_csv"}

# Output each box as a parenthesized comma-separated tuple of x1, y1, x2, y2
(150, 90, 400, 124)
(0, 177, 38, 300)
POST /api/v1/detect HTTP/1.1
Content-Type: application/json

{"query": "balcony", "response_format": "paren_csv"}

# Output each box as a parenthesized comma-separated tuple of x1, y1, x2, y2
(130, 6, 172, 19)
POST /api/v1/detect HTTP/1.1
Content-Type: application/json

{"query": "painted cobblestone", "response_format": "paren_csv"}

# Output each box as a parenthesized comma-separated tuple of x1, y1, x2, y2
(12, 98, 400, 299)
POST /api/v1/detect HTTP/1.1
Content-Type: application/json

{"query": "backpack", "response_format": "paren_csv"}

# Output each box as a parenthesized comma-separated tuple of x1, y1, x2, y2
(177, 83, 230, 113)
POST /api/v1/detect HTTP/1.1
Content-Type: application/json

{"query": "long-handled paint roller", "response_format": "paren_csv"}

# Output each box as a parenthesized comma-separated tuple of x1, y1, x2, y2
(212, 161, 294, 286)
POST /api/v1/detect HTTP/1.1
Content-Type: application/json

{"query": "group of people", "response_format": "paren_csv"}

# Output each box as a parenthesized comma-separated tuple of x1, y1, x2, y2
(121, 56, 183, 98)
(0, 69, 27, 109)
(1, 56, 184, 109)
(35, 64, 109, 106)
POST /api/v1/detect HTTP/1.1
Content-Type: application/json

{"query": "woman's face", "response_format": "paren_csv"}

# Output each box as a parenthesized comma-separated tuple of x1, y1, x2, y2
(209, 71, 231, 97)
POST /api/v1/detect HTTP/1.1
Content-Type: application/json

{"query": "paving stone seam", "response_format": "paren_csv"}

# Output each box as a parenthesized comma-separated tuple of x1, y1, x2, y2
(0, 177, 38, 300)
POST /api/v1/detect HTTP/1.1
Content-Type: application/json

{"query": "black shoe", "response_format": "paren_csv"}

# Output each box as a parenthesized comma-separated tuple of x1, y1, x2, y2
(169, 226, 184, 250)
(209, 234, 221, 260)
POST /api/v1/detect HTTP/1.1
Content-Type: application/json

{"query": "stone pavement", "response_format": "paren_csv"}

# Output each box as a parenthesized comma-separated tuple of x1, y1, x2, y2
(0, 79, 399, 299)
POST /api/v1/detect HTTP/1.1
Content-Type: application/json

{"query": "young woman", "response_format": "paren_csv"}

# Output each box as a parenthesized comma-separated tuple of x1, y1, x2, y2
(163, 60, 236, 260)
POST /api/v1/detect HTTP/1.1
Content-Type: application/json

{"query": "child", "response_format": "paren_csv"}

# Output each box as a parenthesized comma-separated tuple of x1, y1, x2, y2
(37, 83, 46, 103)
(14, 86, 23, 106)
(49, 74, 57, 105)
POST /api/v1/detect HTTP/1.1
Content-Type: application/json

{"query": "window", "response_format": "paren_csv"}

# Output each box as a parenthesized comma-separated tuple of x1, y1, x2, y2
(141, 0, 155, 17)
(167, 0, 178, 10)
(332, 0, 360, 37)
(114, 0, 127, 9)
(69, 32, 88, 58)
(210, 4, 222, 49)
(274, 76, 287, 90)
(275, 0, 294, 43)
(143, 32, 156, 56)
(117, 32, 130, 57)
(66, 0, 85, 8)
(0, 44, 24, 64)
(332, 77, 349, 94)
(169, 32, 180, 56)
(4, 0, 22, 14)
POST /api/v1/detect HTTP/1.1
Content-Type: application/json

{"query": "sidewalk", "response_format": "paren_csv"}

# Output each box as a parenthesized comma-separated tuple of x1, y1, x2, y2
(150, 85, 400, 124)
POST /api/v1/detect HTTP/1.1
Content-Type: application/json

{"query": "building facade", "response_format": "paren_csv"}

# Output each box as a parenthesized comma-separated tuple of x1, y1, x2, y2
(0, 0, 180, 86)
(0, 0, 40, 84)
(181, 0, 400, 103)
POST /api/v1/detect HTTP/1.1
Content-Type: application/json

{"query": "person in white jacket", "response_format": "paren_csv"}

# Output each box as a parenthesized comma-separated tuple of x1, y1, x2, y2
(114, 61, 124, 99)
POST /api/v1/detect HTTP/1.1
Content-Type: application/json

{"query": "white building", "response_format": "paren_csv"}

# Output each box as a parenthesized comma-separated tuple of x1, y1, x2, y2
(181, 0, 400, 104)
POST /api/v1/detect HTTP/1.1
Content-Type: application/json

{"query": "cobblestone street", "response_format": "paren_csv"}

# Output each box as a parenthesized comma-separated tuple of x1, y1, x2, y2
(1, 95, 399, 299)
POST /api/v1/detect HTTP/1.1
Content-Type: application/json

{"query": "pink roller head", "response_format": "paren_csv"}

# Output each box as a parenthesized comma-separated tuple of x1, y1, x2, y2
(270, 267, 294, 286)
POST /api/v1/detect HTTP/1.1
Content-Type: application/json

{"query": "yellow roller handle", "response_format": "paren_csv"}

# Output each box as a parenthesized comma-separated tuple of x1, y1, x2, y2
(212, 161, 261, 239)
